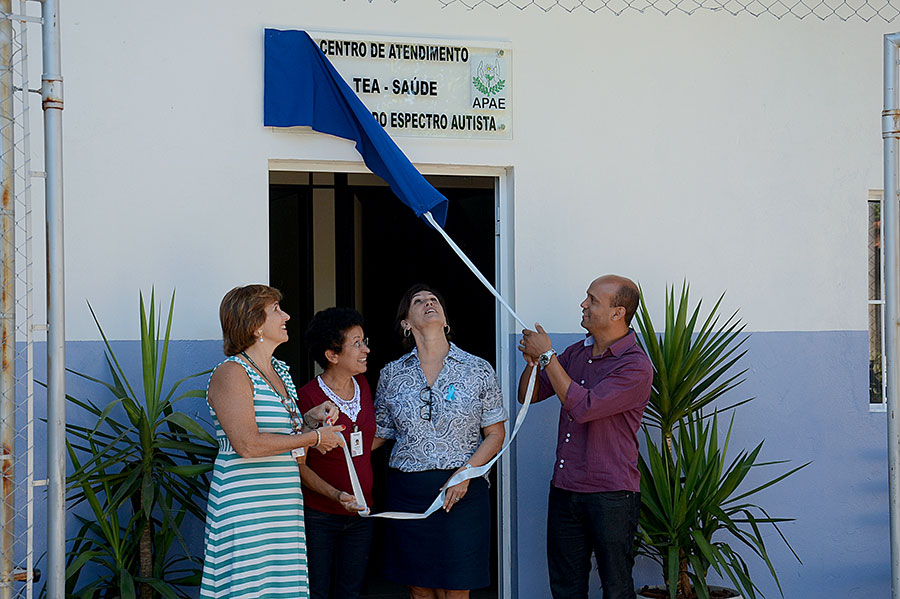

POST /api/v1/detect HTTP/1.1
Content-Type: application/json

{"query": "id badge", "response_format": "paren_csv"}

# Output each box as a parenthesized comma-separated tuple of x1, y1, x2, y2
(350, 430, 364, 457)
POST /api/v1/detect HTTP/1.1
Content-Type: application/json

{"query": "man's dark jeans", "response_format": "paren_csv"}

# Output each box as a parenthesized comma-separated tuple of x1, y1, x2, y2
(304, 506, 374, 599)
(547, 485, 641, 599)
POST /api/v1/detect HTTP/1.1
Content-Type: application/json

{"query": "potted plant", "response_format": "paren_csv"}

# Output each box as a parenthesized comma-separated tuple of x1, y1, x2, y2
(634, 284, 808, 599)
(57, 290, 217, 599)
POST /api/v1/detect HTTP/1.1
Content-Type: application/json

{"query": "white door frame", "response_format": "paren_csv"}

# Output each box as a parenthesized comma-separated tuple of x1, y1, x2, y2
(268, 159, 516, 599)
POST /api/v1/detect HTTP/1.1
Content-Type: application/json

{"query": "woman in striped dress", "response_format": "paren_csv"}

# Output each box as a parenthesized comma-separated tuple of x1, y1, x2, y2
(200, 285, 346, 599)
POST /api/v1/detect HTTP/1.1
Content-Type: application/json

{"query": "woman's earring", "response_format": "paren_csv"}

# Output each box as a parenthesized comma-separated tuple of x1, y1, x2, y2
(258, 329, 264, 343)
(443, 324, 451, 335)
(403, 327, 411, 338)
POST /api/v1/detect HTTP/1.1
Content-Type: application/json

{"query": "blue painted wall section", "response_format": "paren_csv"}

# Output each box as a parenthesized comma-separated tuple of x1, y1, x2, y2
(510, 330, 888, 599)
(30, 330, 889, 598)
(30, 339, 224, 594)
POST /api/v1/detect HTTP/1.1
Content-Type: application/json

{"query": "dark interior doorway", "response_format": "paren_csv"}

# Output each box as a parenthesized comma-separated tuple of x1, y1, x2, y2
(269, 171, 499, 599)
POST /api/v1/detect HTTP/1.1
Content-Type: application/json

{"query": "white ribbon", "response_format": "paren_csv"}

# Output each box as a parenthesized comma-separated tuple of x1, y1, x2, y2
(341, 440, 371, 515)
(341, 210, 537, 519)
(423, 212, 527, 330)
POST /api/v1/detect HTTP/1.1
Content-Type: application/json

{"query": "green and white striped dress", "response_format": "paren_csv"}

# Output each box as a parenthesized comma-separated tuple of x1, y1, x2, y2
(200, 356, 309, 599)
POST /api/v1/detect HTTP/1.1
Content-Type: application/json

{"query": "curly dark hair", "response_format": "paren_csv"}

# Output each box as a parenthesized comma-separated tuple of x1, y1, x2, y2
(394, 283, 451, 351)
(305, 307, 365, 370)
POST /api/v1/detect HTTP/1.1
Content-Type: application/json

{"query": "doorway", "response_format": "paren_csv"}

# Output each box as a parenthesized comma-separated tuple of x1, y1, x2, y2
(269, 170, 499, 599)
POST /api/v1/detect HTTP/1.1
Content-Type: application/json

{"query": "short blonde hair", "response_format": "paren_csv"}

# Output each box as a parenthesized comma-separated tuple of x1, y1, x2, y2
(219, 285, 283, 356)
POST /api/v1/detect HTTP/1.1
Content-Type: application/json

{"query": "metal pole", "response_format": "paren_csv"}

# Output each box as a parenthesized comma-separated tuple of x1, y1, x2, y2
(18, 1, 37, 594)
(0, 1, 14, 596)
(41, 0, 64, 596)
(0, 1, 13, 596)
(883, 31, 900, 599)
(15, 1, 35, 593)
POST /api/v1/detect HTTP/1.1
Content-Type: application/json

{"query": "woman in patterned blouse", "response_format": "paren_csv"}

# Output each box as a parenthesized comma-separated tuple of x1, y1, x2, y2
(375, 283, 507, 599)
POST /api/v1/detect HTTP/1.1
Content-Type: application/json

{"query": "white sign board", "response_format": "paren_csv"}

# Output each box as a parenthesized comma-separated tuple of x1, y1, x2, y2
(311, 32, 512, 140)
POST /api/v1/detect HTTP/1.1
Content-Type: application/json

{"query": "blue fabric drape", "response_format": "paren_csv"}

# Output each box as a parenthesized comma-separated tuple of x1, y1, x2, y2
(264, 29, 449, 226)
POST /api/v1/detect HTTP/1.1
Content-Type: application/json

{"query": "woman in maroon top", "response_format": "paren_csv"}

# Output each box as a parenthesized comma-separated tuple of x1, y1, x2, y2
(296, 307, 376, 599)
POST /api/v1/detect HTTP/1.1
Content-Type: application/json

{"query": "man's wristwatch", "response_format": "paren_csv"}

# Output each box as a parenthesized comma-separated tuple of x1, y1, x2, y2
(538, 348, 556, 369)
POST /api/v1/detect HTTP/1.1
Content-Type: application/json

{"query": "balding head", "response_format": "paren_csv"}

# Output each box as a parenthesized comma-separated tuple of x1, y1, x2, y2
(592, 275, 640, 326)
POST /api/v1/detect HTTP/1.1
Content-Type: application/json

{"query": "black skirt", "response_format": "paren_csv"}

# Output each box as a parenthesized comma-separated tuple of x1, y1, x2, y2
(382, 468, 491, 590)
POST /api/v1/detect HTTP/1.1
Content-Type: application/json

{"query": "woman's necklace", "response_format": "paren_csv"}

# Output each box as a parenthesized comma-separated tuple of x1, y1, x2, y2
(317, 375, 361, 423)
(239, 351, 301, 431)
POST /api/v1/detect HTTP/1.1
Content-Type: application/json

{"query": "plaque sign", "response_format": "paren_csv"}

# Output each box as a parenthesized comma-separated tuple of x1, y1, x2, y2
(310, 32, 512, 140)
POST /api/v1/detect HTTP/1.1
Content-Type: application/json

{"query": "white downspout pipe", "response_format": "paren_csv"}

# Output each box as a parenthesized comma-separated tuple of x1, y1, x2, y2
(883, 31, 900, 599)
(41, 0, 64, 596)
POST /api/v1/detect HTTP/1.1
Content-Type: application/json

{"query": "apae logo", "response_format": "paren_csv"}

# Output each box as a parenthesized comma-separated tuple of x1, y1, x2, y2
(471, 56, 507, 110)
(473, 60, 505, 96)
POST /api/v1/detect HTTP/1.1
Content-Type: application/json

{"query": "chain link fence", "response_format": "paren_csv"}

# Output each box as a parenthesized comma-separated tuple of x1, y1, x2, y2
(0, 2, 40, 598)
(422, 0, 900, 21)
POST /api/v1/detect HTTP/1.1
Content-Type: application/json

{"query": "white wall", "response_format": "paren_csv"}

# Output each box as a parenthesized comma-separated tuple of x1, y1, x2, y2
(58, 0, 892, 339)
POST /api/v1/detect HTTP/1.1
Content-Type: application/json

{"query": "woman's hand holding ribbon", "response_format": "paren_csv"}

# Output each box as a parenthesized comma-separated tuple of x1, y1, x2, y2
(338, 491, 365, 513)
(443, 468, 471, 512)
(314, 425, 346, 453)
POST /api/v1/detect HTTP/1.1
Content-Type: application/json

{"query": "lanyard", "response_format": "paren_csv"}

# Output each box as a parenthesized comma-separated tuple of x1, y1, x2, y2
(239, 352, 302, 432)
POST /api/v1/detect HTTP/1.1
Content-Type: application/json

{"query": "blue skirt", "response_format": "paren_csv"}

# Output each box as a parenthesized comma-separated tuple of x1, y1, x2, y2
(383, 468, 491, 590)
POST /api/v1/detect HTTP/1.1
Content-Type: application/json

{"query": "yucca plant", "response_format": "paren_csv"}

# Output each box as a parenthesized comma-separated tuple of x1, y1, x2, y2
(635, 284, 809, 599)
(635, 283, 749, 443)
(60, 290, 217, 599)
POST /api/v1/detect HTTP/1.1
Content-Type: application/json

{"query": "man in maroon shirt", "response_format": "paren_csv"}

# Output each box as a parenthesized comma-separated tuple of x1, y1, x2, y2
(518, 274, 653, 599)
